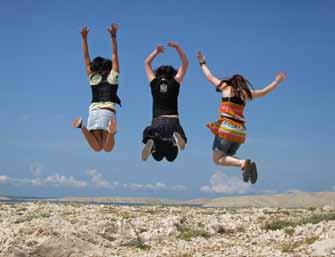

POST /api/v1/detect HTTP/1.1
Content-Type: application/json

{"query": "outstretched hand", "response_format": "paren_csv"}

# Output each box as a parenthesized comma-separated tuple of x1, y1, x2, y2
(156, 45, 165, 53)
(167, 41, 179, 48)
(275, 72, 287, 82)
(196, 51, 206, 63)
(107, 23, 119, 36)
(81, 26, 89, 39)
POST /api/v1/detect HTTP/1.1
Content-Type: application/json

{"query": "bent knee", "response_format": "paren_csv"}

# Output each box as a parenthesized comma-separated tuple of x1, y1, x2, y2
(212, 154, 222, 165)
(103, 144, 115, 152)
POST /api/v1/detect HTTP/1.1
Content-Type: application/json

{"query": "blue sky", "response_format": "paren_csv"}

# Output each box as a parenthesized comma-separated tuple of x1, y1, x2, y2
(0, 0, 334, 199)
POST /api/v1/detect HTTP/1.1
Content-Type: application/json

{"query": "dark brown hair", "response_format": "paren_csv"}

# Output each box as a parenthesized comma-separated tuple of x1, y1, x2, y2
(155, 65, 177, 80)
(90, 56, 112, 75)
(220, 74, 253, 100)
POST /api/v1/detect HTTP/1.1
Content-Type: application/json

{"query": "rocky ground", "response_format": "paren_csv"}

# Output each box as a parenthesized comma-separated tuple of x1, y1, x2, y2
(0, 202, 335, 257)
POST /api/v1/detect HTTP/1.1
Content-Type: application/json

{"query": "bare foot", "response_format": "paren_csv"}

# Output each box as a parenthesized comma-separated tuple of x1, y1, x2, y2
(173, 132, 186, 150)
(108, 119, 117, 134)
(72, 117, 82, 128)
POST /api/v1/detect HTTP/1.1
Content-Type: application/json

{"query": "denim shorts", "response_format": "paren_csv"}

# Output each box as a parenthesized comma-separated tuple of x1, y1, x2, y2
(87, 109, 116, 131)
(212, 136, 241, 156)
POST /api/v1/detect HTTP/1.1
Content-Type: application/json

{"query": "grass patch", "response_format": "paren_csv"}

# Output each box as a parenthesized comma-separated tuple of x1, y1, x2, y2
(262, 212, 335, 231)
(262, 219, 297, 230)
(278, 236, 319, 253)
(304, 236, 319, 245)
(279, 241, 302, 253)
(176, 225, 211, 241)
(301, 212, 335, 224)
(135, 241, 151, 250)
(170, 254, 193, 257)
(279, 241, 304, 253)
(14, 212, 51, 224)
(284, 227, 295, 236)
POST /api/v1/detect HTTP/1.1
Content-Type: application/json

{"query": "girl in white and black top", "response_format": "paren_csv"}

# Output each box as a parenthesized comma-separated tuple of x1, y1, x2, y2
(72, 24, 121, 152)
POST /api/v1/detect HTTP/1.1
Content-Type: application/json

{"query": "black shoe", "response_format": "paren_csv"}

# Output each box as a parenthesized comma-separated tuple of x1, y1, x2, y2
(250, 162, 258, 184)
(242, 160, 251, 183)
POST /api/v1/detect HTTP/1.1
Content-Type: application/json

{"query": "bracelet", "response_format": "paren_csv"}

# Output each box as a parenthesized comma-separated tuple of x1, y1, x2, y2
(199, 60, 206, 66)
(111, 34, 117, 38)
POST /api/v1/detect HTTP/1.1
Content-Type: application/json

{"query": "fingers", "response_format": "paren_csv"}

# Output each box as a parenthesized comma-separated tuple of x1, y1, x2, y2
(80, 26, 89, 38)
(196, 50, 205, 61)
(276, 71, 287, 82)
(156, 44, 165, 53)
(81, 26, 89, 33)
(278, 71, 287, 79)
(107, 23, 119, 34)
(112, 23, 119, 31)
(167, 41, 178, 48)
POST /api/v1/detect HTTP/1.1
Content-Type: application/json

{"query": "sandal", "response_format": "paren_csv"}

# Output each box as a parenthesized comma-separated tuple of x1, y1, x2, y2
(242, 159, 251, 183)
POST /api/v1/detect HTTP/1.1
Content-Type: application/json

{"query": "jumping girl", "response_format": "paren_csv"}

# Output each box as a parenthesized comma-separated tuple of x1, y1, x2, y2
(142, 42, 189, 162)
(197, 51, 287, 183)
(72, 24, 121, 152)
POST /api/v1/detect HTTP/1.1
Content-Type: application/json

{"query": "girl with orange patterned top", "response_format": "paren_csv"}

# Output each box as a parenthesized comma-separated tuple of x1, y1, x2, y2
(197, 51, 287, 184)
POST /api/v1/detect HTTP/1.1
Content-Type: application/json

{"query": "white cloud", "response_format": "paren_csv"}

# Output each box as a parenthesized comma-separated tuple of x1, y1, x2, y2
(0, 173, 87, 188)
(0, 175, 9, 183)
(200, 172, 251, 194)
(87, 169, 115, 189)
(35, 174, 88, 188)
(172, 185, 187, 191)
(200, 185, 211, 193)
(1, 165, 187, 192)
(126, 182, 167, 191)
(125, 182, 187, 192)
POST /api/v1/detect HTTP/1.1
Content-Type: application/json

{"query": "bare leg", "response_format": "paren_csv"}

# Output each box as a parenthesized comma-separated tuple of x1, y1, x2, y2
(103, 118, 117, 152)
(212, 151, 248, 170)
(72, 117, 103, 152)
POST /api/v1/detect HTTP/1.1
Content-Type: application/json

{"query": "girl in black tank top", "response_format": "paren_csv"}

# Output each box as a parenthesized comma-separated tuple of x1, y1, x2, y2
(141, 42, 189, 162)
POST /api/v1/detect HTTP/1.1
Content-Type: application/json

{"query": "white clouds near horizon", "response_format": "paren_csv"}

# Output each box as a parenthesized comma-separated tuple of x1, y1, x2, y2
(200, 172, 251, 194)
(0, 167, 187, 193)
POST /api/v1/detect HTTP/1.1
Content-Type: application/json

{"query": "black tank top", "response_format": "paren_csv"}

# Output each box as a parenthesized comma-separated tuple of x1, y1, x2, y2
(90, 73, 121, 106)
(150, 77, 180, 118)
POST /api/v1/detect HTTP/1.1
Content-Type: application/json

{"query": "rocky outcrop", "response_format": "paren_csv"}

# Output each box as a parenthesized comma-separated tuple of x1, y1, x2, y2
(0, 202, 334, 257)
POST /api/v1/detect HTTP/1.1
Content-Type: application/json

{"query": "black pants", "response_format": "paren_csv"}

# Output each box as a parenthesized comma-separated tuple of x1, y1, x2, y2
(142, 117, 187, 162)
(152, 140, 179, 162)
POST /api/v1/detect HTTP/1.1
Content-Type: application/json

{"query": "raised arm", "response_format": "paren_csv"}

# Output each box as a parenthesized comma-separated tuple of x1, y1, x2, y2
(251, 72, 287, 99)
(168, 41, 189, 84)
(81, 26, 91, 76)
(107, 23, 119, 73)
(197, 51, 222, 88)
(144, 45, 165, 82)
